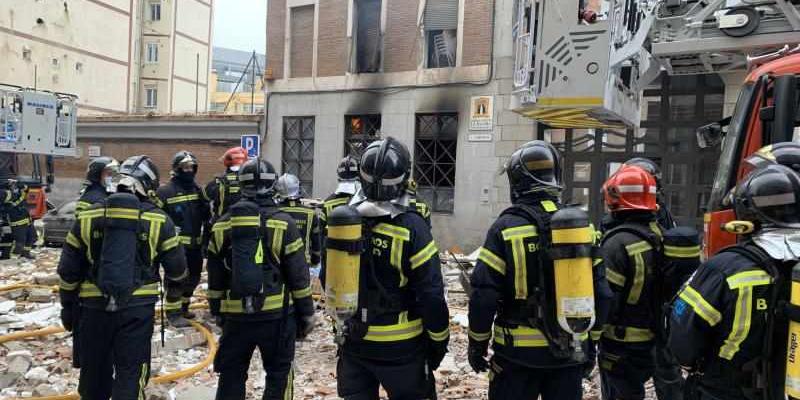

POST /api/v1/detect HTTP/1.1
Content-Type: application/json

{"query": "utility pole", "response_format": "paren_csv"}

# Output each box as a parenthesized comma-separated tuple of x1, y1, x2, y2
(251, 51, 256, 114)
(195, 53, 200, 114)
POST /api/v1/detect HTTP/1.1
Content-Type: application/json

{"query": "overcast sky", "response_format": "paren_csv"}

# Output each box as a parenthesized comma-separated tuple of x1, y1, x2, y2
(213, 0, 267, 54)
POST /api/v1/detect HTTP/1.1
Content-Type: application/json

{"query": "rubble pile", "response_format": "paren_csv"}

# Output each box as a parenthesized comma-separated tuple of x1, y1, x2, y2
(0, 247, 658, 399)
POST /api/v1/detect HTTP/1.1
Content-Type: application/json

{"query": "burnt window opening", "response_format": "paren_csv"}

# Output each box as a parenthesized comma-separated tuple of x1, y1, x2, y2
(424, 0, 458, 68)
(354, 0, 382, 73)
(345, 115, 381, 158)
(415, 113, 458, 213)
(283, 117, 316, 195)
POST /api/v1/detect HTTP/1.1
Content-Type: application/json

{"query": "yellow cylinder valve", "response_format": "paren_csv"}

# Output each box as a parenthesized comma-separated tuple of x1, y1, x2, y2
(786, 263, 800, 399)
(325, 205, 362, 344)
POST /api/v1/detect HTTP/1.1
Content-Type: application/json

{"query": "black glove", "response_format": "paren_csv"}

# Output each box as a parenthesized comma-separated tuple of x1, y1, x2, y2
(296, 314, 316, 340)
(426, 339, 448, 371)
(60, 305, 74, 332)
(468, 339, 490, 373)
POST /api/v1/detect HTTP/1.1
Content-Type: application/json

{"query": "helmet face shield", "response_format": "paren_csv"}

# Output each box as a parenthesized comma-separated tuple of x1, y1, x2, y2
(117, 155, 159, 197)
(359, 137, 410, 202)
(506, 140, 563, 200)
(238, 159, 277, 199)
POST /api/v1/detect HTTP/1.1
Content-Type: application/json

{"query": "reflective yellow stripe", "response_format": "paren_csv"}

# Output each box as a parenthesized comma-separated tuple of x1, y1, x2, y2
(106, 208, 140, 220)
(428, 328, 450, 342)
(625, 240, 652, 254)
(80, 215, 94, 264)
(76, 200, 92, 211)
(627, 251, 646, 304)
(606, 267, 626, 287)
(206, 290, 225, 299)
(283, 366, 294, 400)
(220, 291, 286, 313)
(649, 221, 663, 241)
(602, 325, 655, 342)
(540, 200, 558, 212)
(285, 238, 304, 255)
(78, 209, 104, 219)
(719, 286, 754, 360)
(231, 216, 260, 227)
(373, 223, 410, 241)
(10, 217, 30, 227)
(160, 235, 179, 252)
(272, 226, 285, 261)
(166, 194, 200, 204)
(726, 270, 772, 289)
(141, 212, 166, 223)
(148, 219, 162, 263)
(679, 286, 722, 326)
(664, 245, 701, 258)
(292, 286, 312, 299)
(501, 225, 537, 240)
(267, 220, 288, 230)
(211, 221, 230, 254)
(363, 318, 423, 342)
(493, 325, 569, 347)
(79, 282, 160, 298)
(66, 232, 82, 249)
(591, 330, 602, 341)
(469, 329, 492, 341)
(478, 247, 506, 275)
(59, 279, 80, 291)
(410, 240, 438, 270)
(163, 300, 182, 311)
(138, 363, 148, 400)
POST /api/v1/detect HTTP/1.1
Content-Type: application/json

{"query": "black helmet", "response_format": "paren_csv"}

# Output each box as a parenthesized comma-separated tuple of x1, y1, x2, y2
(337, 155, 360, 181)
(359, 137, 410, 201)
(172, 150, 198, 182)
(745, 142, 800, 173)
(624, 157, 662, 185)
(733, 163, 800, 229)
(238, 158, 277, 199)
(86, 156, 119, 184)
(506, 140, 562, 200)
(117, 155, 160, 197)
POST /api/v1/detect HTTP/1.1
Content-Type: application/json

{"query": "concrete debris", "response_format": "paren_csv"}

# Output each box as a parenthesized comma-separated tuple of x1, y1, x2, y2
(23, 367, 50, 382)
(7, 350, 33, 374)
(26, 288, 54, 303)
(0, 300, 15, 314)
(0, 372, 21, 388)
(32, 272, 59, 286)
(33, 383, 59, 397)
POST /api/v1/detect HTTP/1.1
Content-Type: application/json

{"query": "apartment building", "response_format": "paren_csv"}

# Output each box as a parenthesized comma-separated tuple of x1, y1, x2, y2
(265, 0, 534, 249)
(0, 0, 213, 115)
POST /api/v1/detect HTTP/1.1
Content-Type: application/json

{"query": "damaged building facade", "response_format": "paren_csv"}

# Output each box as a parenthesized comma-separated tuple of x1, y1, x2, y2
(265, 0, 530, 250)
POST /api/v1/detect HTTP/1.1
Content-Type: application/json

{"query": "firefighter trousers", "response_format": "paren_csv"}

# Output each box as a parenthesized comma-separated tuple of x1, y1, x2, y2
(214, 317, 296, 400)
(599, 340, 656, 400)
(166, 247, 203, 308)
(77, 305, 154, 400)
(337, 349, 436, 400)
(487, 356, 583, 400)
(653, 344, 684, 400)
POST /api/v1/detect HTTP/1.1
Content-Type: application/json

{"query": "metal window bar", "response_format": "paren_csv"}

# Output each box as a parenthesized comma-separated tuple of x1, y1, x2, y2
(344, 115, 382, 158)
(414, 113, 458, 213)
(283, 117, 315, 195)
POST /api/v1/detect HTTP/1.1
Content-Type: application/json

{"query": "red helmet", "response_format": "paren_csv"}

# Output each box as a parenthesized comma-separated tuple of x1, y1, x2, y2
(222, 147, 248, 168)
(602, 165, 658, 212)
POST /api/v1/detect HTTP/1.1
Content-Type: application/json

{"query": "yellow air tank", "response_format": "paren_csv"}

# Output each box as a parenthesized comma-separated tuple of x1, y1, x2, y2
(325, 205, 362, 343)
(786, 263, 800, 399)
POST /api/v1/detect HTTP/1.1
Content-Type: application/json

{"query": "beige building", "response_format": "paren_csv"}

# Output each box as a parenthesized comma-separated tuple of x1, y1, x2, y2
(0, 0, 213, 115)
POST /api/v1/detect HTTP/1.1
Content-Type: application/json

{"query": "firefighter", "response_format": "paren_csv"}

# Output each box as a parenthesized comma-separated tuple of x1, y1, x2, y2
(4, 179, 34, 258)
(668, 162, 800, 400)
(321, 155, 361, 224)
(156, 151, 210, 327)
(622, 158, 677, 229)
(205, 146, 247, 222)
(0, 183, 21, 259)
(331, 137, 449, 399)
(207, 158, 315, 400)
(467, 140, 612, 400)
(76, 156, 119, 213)
(406, 179, 432, 226)
(274, 173, 321, 266)
(57, 155, 187, 400)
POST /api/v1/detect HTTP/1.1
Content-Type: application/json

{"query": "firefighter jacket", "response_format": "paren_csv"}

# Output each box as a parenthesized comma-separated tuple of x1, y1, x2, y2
(342, 211, 450, 360)
(156, 178, 210, 249)
(321, 193, 353, 226)
(409, 197, 431, 227)
(205, 201, 314, 322)
(601, 213, 666, 345)
(76, 183, 108, 214)
(6, 185, 30, 228)
(468, 194, 612, 368)
(57, 200, 188, 310)
(277, 199, 321, 265)
(205, 170, 241, 221)
(668, 243, 786, 400)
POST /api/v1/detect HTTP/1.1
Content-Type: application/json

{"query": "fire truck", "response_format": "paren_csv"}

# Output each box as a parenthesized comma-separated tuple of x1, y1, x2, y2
(509, 0, 800, 256)
(0, 85, 79, 219)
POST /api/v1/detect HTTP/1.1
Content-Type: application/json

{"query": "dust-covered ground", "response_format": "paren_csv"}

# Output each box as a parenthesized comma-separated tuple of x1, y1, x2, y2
(0, 247, 657, 399)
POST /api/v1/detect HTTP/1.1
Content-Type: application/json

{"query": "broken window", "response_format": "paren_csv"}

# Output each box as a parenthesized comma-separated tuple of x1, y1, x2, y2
(415, 113, 458, 213)
(353, 0, 382, 73)
(149, 1, 161, 21)
(424, 0, 458, 68)
(145, 87, 157, 108)
(344, 115, 381, 158)
(146, 43, 158, 63)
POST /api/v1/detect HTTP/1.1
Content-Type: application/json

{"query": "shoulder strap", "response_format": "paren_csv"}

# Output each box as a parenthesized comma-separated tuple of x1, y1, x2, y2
(601, 223, 662, 251)
(501, 203, 551, 244)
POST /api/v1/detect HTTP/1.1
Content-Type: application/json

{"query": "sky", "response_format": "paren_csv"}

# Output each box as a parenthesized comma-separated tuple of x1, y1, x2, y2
(213, 0, 267, 54)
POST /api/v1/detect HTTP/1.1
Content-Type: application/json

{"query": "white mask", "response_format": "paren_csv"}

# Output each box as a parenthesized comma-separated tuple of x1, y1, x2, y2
(752, 228, 800, 261)
(104, 176, 116, 193)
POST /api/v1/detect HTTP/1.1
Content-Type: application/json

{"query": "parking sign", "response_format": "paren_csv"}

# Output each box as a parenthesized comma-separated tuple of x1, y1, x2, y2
(241, 134, 260, 158)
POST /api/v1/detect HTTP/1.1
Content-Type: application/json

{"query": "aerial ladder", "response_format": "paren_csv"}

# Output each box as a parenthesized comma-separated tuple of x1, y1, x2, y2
(510, 0, 800, 129)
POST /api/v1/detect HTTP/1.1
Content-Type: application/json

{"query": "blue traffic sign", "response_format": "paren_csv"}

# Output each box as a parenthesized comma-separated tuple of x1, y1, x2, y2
(241, 135, 260, 158)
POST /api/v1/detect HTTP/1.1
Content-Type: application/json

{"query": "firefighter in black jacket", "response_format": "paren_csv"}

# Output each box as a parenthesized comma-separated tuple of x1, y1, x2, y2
(3, 179, 33, 258)
(0, 184, 23, 259)
(330, 137, 449, 399)
(669, 163, 800, 400)
(274, 173, 322, 266)
(205, 146, 247, 222)
(58, 155, 187, 400)
(467, 140, 612, 400)
(156, 151, 210, 326)
(321, 155, 361, 225)
(76, 156, 119, 214)
(207, 158, 315, 400)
